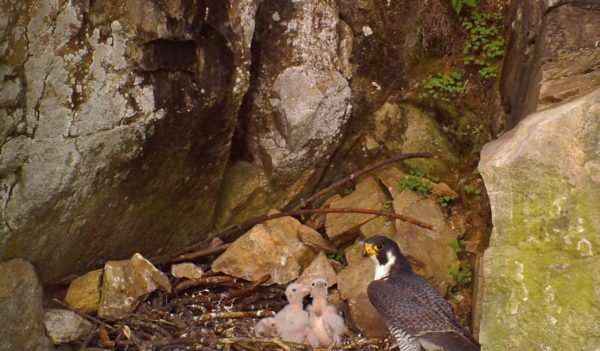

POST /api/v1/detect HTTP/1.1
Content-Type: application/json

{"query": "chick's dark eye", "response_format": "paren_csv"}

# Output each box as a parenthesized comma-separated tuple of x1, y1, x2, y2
(292, 288, 296, 292)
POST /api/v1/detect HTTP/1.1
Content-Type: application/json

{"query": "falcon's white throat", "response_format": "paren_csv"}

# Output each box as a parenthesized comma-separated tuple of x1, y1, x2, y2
(372, 251, 396, 280)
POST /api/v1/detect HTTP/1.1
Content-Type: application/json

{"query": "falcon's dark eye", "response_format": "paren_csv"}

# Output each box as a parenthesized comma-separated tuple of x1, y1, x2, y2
(375, 243, 383, 251)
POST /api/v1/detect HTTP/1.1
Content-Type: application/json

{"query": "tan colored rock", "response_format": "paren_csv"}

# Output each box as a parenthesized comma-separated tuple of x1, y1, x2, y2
(298, 225, 337, 254)
(338, 255, 387, 338)
(64, 269, 102, 313)
(431, 182, 458, 198)
(377, 166, 408, 198)
(393, 190, 459, 293)
(171, 263, 204, 280)
(359, 216, 396, 239)
(296, 251, 337, 288)
(212, 215, 315, 285)
(325, 177, 386, 239)
(44, 309, 93, 344)
(98, 253, 171, 320)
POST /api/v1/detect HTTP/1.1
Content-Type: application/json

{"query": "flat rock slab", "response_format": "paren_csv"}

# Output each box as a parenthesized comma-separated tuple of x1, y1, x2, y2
(99, 253, 171, 320)
(0, 259, 52, 351)
(325, 177, 386, 239)
(393, 190, 459, 294)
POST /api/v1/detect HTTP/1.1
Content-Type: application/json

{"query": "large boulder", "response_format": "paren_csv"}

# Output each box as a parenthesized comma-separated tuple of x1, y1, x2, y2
(501, 0, 600, 127)
(223, 0, 352, 223)
(0, 0, 258, 281)
(0, 259, 52, 351)
(478, 89, 600, 350)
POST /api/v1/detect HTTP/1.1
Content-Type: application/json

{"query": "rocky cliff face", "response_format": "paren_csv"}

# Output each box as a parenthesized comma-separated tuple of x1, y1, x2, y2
(478, 0, 600, 349)
(0, 0, 258, 281)
(500, 0, 600, 128)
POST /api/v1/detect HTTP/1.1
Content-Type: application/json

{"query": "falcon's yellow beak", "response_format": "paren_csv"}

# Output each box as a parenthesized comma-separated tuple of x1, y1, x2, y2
(363, 243, 378, 257)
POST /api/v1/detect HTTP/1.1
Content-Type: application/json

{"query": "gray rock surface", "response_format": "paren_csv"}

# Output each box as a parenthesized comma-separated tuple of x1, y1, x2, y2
(0, 259, 52, 351)
(45, 309, 93, 344)
(223, 0, 352, 223)
(501, 0, 600, 127)
(0, 0, 258, 282)
(478, 88, 600, 350)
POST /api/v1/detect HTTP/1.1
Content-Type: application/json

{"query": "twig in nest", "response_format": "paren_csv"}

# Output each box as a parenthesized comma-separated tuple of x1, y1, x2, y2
(52, 298, 114, 330)
(174, 275, 238, 293)
(341, 338, 382, 349)
(193, 310, 275, 321)
(216, 337, 296, 351)
(227, 275, 271, 300)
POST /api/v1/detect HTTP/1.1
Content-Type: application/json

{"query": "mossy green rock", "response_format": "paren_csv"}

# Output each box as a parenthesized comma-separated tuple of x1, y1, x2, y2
(478, 88, 600, 350)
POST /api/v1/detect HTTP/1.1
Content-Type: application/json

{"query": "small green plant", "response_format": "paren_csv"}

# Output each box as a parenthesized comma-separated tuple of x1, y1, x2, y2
(449, 239, 466, 254)
(328, 250, 345, 263)
(462, 11, 505, 79)
(464, 184, 482, 195)
(419, 71, 465, 102)
(449, 263, 473, 285)
(437, 195, 455, 208)
(398, 172, 434, 196)
(450, 0, 478, 15)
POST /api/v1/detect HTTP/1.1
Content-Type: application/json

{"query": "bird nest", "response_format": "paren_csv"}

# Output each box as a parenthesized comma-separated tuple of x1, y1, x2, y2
(66, 272, 389, 351)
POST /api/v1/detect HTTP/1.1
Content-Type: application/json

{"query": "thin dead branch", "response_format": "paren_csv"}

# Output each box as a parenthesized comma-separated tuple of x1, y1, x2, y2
(292, 152, 434, 210)
(174, 275, 238, 293)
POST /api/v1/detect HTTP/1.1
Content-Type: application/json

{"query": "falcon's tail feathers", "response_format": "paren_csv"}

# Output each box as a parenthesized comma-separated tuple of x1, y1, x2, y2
(419, 331, 480, 351)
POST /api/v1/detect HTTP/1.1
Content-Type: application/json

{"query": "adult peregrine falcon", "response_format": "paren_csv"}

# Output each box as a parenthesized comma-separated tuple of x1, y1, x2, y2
(363, 235, 480, 351)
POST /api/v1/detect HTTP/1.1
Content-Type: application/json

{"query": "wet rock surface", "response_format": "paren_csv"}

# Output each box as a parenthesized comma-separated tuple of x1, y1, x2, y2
(0, 259, 52, 351)
(478, 89, 600, 350)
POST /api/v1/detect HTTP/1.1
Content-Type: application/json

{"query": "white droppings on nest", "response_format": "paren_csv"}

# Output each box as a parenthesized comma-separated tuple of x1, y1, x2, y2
(362, 25, 373, 37)
(272, 12, 281, 21)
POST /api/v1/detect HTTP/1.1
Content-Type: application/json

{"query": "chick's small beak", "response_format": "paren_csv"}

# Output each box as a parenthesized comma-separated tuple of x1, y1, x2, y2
(363, 243, 377, 257)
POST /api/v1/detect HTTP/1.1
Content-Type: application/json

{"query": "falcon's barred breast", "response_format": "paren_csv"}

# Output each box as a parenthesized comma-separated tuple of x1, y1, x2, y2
(363, 236, 480, 351)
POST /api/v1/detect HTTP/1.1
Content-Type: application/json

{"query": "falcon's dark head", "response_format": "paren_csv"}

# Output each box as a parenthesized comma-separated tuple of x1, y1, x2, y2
(363, 235, 412, 279)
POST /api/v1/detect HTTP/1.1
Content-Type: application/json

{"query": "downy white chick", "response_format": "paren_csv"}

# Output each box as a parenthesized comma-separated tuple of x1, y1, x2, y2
(308, 278, 348, 347)
(274, 283, 319, 347)
(254, 317, 278, 337)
